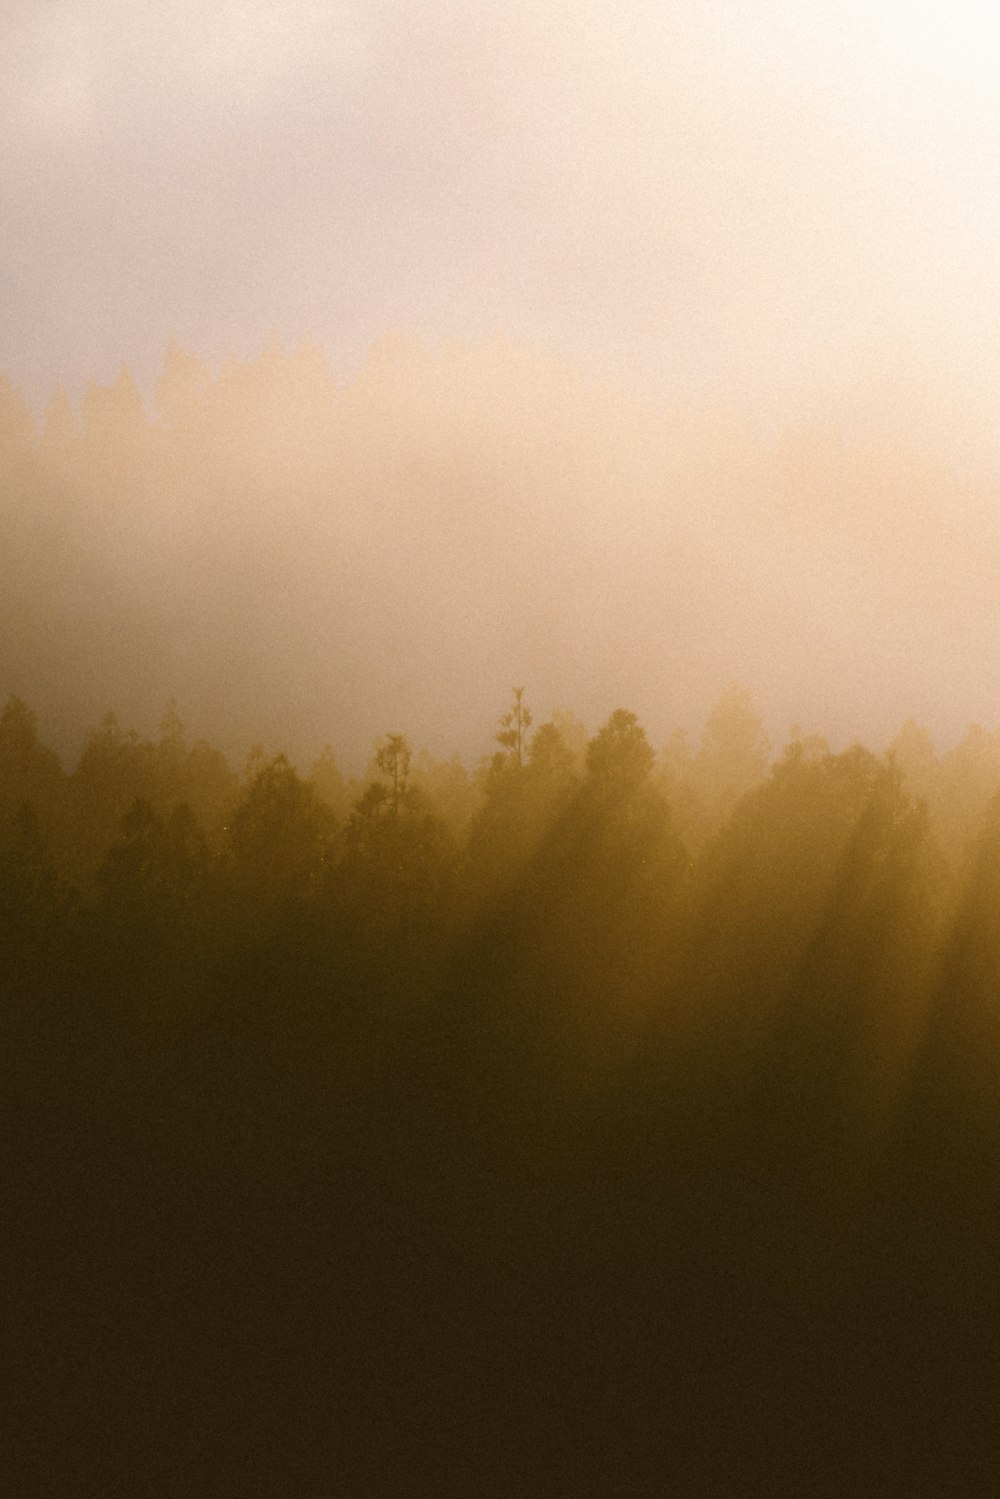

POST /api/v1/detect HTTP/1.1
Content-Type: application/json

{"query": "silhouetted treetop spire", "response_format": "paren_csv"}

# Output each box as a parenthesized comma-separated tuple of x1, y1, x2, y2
(496, 687, 533, 768)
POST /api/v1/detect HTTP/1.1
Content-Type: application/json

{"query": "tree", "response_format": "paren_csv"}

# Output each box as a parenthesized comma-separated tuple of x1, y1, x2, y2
(229, 754, 336, 909)
(656, 727, 710, 853)
(760, 754, 944, 1232)
(97, 798, 211, 953)
(0, 801, 71, 958)
(308, 745, 349, 819)
(693, 684, 771, 828)
(65, 712, 156, 890)
(374, 733, 412, 816)
(501, 708, 684, 1060)
(526, 721, 578, 805)
(585, 708, 654, 804)
(0, 697, 64, 820)
(467, 695, 569, 899)
(410, 751, 476, 838)
(344, 734, 453, 966)
(151, 703, 236, 846)
(496, 688, 533, 767)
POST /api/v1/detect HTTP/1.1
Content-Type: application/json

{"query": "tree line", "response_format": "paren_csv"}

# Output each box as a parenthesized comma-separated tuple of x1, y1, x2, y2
(6, 684, 1000, 1492)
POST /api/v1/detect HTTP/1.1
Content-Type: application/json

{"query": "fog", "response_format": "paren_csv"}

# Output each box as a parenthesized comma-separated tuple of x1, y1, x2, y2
(10, 9, 1000, 1487)
(2, 337, 1000, 767)
(6, 0, 1000, 439)
(4, 0, 1000, 758)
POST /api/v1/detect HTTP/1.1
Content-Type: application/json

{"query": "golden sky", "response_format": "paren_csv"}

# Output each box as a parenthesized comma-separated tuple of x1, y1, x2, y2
(5, 1, 1000, 759)
(4, 0, 1000, 462)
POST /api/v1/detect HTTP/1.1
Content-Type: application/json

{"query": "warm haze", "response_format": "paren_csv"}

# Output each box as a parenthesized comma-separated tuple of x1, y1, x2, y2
(5, 0, 1000, 433)
(9, 6, 1000, 1493)
(4, 0, 1000, 756)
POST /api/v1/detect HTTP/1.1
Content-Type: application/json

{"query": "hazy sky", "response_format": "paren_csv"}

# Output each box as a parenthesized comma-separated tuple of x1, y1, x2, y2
(5, 0, 1000, 465)
(7, 1, 1000, 763)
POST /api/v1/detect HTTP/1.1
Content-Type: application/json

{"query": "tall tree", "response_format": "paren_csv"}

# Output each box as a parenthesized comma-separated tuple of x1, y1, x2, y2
(496, 687, 533, 768)
(375, 733, 412, 816)
(694, 683, 771, 829)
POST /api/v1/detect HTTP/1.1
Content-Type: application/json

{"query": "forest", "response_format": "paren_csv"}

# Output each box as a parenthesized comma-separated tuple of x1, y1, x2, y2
(5, 670, 1000, 1492)
(11, 0, 1000, 1484)
(6, 350, 1000, 1492)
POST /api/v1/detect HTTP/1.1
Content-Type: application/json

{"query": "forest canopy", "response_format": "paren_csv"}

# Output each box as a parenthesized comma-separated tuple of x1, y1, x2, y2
(6, 676, 1000, 1487)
